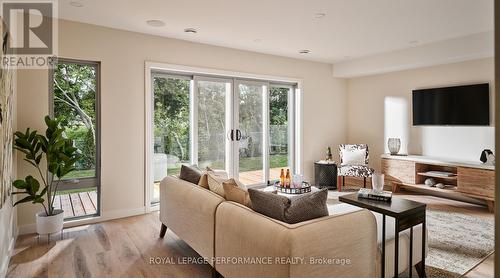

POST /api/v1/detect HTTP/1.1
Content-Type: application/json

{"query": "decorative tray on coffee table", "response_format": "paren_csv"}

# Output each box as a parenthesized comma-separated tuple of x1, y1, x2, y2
(273, 182, 311, 194)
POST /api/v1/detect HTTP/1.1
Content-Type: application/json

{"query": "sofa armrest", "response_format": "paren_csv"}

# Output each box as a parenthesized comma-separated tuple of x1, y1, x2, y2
(160, 175, 225, 264)
(215, 202, 377, 278)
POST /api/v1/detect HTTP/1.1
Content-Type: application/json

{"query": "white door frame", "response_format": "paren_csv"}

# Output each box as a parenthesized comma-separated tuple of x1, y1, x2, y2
(144, 61, 303, 211)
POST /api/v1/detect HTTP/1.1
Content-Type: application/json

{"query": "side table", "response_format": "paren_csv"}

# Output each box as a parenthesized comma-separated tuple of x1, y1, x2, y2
(314, 161, 337, 189)
(339, 193, 426, 278)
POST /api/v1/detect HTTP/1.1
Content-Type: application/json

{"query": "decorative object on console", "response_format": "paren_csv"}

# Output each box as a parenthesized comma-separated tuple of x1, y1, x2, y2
(387, 138, 401, 155)
(480, 149, 495, 166)
(424, 178, 436, 187)
(435, 183, 446, 189)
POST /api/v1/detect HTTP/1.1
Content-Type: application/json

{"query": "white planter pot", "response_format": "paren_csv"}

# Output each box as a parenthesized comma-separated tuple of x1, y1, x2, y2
(36, 209, 64, 235)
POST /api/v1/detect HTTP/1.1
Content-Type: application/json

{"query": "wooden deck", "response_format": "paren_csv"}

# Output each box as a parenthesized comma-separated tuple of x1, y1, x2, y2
(59, 168, 286, 216)
(53, 190, 98, 218)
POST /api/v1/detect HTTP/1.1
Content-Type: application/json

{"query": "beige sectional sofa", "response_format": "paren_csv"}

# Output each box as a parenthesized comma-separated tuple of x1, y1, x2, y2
(160, 175, 426, 278)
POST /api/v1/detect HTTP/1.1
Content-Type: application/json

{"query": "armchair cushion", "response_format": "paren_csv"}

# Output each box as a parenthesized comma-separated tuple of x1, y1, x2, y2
(338, 165, 375, 178)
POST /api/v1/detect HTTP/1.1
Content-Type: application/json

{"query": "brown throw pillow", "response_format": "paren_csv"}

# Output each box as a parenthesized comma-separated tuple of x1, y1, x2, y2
(223, 179, 251, 207)
(179, 165, 202, 184)
(285, 189, 329, 224)
(248, 189, 290, 222)
(248, 188, 329, 224)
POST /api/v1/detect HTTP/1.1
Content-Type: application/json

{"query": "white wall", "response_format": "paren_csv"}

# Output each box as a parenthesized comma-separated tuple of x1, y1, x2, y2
(347, 58, 495, 171)
(16, 19, 347, 231)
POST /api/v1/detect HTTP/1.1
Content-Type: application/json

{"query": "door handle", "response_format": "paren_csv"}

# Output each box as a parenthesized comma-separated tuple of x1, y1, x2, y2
(229, 130, 234, 141)
(236, 129, 242, 141)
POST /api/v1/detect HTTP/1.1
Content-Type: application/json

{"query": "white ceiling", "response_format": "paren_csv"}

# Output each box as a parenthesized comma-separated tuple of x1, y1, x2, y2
(57, 0, 494, 63)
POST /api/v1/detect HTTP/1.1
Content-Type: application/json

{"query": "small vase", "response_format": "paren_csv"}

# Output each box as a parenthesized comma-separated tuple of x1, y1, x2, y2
(372, 173, 384, 193)
(387, 138, 401, 155)
(36, 209, 64, 235)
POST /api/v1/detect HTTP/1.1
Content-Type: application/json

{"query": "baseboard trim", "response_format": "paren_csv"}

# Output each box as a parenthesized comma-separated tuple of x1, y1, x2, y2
(18, 206, 147, 235)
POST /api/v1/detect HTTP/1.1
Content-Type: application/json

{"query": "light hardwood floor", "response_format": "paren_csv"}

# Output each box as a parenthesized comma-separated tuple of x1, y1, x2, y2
(7, 191, 494, 278)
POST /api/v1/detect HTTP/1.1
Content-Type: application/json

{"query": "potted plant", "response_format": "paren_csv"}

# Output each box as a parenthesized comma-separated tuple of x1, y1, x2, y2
(12, 116, 81, 235)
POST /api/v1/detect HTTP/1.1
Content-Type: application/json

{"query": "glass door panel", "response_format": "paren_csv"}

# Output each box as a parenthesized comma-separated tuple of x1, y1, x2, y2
(236, 81, 267, 185)
(269, 86, 292, 181)
(152, 74, 191, 204)
(196, 78, 232, 171)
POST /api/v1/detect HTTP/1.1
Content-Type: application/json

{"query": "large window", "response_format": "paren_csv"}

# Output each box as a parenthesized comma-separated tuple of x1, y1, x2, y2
(150, 71, 298, 205)
(50, 58, 100, 219)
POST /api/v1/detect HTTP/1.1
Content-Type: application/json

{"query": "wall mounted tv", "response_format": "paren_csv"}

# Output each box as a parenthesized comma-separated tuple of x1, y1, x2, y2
(412, 83, 490, 126)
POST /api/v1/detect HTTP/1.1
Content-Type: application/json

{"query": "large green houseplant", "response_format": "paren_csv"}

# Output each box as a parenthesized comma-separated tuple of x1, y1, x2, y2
(12, 116, 81, 234)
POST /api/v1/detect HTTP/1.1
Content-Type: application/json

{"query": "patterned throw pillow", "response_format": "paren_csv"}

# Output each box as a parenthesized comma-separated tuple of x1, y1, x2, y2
(223, 178, 251, 207)
(178, 164, 203, 184)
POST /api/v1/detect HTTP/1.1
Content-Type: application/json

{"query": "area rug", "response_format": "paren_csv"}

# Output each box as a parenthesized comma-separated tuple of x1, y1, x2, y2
(326, 192, 494, 277)
(424, 209, 494, 277)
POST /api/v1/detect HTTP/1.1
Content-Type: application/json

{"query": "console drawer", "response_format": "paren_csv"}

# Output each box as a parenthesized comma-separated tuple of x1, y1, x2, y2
(457, 167, 494, 198)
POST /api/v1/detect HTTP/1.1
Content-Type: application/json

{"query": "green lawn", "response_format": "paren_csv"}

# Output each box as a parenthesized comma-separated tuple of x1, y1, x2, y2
(56, 187, 97, 196)
(166, 154, 288, 176)
(61, 169, 96, 179)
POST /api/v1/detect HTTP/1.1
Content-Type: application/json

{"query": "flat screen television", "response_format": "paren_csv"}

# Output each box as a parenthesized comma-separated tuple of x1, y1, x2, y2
(412, 83, 490, 126)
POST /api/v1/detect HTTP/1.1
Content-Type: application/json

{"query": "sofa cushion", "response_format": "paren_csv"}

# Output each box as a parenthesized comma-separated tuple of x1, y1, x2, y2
(223, 179, 251, 207)
(179, 164, 203, 184)
(198, 167, 228, 189)
(248, 188, 329, 224)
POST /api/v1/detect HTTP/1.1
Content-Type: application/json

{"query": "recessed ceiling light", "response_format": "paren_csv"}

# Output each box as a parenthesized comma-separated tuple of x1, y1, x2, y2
(298, 49, 310, 54)
(315, 13, 326, 18)
(253, 39, 262, 43)
(409, 40, 419, 44)
(69, 1, 84, 7)
(146, 20, 166, 27)
(184, 28, 198, 34)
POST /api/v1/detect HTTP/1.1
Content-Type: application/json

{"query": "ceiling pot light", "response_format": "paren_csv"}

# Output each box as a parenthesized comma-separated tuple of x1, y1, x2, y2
(69, 1, 84, 7)
(184, 28, 198, 34)
(253, 38, 262, 43)
(315, 13, 326, 18)
(298, 49, 310, 54)
(146, 20, 166, 27)
(409, 40, 419, 45)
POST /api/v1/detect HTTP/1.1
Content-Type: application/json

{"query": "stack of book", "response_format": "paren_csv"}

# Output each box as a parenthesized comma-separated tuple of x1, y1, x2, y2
(357, 188, 392, 202)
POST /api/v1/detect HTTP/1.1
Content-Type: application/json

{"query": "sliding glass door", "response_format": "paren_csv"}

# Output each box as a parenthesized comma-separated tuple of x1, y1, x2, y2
(195, 77, 232, 172)
(235, 81, 267, 185)
(150, 72, 297, 204)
